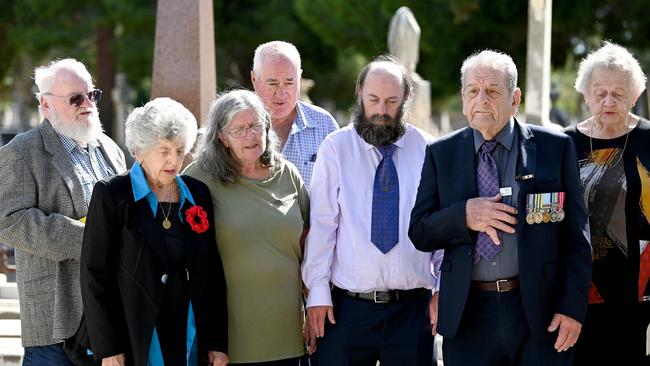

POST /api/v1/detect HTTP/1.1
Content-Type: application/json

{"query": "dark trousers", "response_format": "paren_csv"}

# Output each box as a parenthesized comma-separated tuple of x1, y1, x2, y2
(314, 289, 433, 366)
(23, 343, 76, 366)
(443, 288, 573, 366)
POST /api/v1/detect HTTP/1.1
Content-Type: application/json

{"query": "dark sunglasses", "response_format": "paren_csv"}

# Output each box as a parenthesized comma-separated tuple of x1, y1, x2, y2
(44, 89, 102, 107)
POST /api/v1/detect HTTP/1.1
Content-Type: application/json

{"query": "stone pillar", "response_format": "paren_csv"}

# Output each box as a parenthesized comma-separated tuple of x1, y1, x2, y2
(111, 73, 134, 162)
(151, 0, 216, 126)
(300, 78, 315, 105)
(388, 6, 437, 136)
(524, 0, 552, 126)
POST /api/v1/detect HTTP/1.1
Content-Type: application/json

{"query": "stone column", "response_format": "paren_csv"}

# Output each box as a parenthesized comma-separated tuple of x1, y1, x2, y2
(388, 7, 437, 136)
(524, 0, 552, 126)
(151, 0, 216, 127)
(111, 73, 134, 163)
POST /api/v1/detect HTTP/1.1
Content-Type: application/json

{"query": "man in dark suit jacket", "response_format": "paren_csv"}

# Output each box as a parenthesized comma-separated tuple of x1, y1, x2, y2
(409, 50, 592, 366)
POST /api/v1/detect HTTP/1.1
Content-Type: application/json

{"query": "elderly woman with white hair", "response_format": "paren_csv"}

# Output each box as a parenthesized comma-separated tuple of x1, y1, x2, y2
(184, 90, 312, 365)
(564, 42, 650, 365)
(79, 97, 228, 366)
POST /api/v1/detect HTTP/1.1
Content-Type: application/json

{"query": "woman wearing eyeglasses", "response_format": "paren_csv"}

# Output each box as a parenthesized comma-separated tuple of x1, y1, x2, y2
(79, 97, 228, 366)
(184, 90, 313, 365)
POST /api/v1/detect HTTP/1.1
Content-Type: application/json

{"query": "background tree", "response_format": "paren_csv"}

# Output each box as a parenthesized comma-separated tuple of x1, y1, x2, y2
(2, 0, 650, 138)
(1, 0, 155, 136)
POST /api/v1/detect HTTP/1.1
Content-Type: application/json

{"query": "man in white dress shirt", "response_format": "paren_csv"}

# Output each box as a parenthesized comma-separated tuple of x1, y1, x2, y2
(302, 55, 443, 365)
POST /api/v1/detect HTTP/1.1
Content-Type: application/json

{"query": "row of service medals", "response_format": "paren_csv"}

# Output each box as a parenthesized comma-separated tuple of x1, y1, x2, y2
(525, 192, 565, 224)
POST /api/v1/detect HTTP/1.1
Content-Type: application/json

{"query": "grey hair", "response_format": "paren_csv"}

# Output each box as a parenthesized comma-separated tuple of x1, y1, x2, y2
(574, 41, 647, 96)
(461, 50, 518, 95)
(252, 41, 302, 77)
(34, 58, 94, 97)
(33, 58, 94, 113)
(197, 89, 280, 184)
(124, 97, 197, 157)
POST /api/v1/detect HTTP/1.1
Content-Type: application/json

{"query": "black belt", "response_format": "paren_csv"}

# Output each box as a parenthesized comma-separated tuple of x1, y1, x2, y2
(471, 277, 520, 292)
(333, 286, 428, 304)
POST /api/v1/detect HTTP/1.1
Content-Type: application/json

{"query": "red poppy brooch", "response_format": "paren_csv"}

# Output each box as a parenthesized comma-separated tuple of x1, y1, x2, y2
(185, 205, 209, 233)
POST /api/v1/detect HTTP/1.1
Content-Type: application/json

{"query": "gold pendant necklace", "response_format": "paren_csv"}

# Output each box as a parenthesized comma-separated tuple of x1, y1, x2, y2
(161, 202, 172, 229)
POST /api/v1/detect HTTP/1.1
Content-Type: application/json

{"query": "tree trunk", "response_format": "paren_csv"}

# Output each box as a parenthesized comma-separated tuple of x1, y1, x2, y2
(12, 54, 35, 132)
(95, 24, 116, 139)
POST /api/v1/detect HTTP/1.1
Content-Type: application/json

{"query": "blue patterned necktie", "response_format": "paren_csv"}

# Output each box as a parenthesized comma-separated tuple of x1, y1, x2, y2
(474, 140, 501, 263)
(371, 144, 399, 254)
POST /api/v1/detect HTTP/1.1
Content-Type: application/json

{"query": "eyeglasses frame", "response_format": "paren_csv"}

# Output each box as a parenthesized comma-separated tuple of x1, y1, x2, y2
(42, 89, 103, 107)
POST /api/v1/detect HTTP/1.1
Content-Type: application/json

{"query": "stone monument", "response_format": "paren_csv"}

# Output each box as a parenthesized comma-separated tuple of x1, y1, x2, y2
(300, 78, 315, 105)
(111, 74, 132, 140)
(151, 0, 216, 126)
(388, 6, 436, 136)
(524, 0, 553, 127)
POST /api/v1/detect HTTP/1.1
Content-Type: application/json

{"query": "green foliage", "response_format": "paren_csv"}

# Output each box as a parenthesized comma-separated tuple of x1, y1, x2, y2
(3, 0, 650, 114)
(108, 0, 155, 95)
(212, 0, 351, 109)
(0, 0, 17, 99)
(213, 1, 337, 88)
(295, 0, 528, 108)
(1, 0, 154, 102)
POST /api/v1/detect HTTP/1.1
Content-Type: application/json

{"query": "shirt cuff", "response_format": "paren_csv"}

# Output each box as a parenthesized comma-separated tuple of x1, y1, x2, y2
(432, 275, 440, 293)
(306, 285, 333, 308)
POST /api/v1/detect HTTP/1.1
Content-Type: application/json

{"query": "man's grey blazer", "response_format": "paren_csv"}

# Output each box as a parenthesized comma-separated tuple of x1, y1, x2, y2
(0, 119, 126, 346)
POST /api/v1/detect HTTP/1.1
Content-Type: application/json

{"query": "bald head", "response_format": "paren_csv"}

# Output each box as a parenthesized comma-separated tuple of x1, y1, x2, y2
(356, 55, 412, 102)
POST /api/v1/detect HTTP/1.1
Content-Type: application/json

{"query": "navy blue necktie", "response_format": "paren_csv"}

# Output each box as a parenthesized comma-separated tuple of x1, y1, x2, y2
(371, 144, 399, 254)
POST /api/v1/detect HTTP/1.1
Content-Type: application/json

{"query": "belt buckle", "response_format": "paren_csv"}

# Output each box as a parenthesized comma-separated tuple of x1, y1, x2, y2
(373, 291, 390, 304)
(496, 279, 507, 292)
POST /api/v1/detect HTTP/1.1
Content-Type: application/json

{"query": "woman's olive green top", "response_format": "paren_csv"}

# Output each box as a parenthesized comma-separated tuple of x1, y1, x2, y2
(184, 159, 309, 363)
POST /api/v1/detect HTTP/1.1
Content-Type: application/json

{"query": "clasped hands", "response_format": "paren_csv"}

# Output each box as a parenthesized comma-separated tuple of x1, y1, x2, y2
(466, 194, 517, 243)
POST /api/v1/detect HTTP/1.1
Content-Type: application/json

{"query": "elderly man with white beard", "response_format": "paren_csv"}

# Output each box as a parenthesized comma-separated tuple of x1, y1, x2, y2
(0, 58, 126, 365)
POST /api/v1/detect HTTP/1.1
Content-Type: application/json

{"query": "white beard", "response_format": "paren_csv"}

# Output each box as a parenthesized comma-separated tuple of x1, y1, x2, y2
(50, 109, 104, 145)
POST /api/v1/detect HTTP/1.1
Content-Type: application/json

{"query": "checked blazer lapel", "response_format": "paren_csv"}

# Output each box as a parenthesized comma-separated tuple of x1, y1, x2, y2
(97, 133, 127, 175)
(40, 120, 88, 217)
